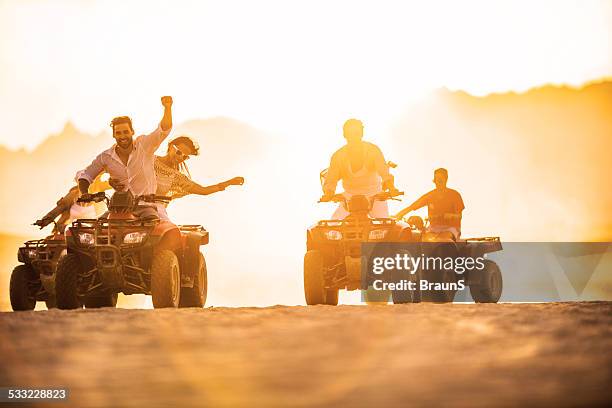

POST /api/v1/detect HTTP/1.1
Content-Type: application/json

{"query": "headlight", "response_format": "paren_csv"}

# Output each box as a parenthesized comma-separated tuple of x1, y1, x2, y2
(26, 248, 37, 258)
(123, 231, 147, 245)
(77, 232, 95, 246)
(368, 229, 388, 240)
(325, 230, 343, 241)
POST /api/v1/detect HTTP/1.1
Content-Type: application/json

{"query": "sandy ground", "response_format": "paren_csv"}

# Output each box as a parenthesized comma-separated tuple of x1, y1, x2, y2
(0, 302, 611, 408)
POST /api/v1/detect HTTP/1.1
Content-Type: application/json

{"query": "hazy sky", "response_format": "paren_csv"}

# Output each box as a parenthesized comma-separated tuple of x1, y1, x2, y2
(0, 0, 611, 149)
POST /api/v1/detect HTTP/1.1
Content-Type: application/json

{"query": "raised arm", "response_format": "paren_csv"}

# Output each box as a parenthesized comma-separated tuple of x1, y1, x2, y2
(160, 96, 173, 131)
(142, 96, 173, 153)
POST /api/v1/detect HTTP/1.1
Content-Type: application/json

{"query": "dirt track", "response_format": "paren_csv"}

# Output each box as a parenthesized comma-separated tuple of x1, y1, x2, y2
(1, 302, 611, 408)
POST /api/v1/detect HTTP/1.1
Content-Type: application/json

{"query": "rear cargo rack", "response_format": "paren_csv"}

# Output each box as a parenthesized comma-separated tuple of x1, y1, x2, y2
(464, 237, 500, 243)
(24, 239, 46, 248)
(463, 236, 502, 254)
(178, 224, 206, 232)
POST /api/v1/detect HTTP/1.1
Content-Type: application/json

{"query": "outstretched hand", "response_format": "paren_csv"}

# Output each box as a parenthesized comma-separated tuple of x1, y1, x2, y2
(318, 194, 334, 203)
(219, 177, 245, 190)
(387, 188, 402, 196)
(227, 176, 244, 186)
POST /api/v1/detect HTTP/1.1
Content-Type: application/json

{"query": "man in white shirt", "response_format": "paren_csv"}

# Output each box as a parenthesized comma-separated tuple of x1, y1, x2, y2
(76, 96, 173, 219)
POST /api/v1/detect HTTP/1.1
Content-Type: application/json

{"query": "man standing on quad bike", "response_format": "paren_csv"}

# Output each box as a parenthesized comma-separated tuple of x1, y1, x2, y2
(320, 118, 399, 218)
(75, 96, 174, 220)
(108, 135, 244, 221)
(395, 167, 465, 239)
(34, 174, 112, 233)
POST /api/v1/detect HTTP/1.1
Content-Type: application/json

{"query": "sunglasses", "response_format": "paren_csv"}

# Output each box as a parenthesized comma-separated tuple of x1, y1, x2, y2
(171, 144, 191, 160)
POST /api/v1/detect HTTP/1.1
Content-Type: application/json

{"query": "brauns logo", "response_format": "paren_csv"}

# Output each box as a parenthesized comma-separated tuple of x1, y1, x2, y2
(372, 279, 467, 292)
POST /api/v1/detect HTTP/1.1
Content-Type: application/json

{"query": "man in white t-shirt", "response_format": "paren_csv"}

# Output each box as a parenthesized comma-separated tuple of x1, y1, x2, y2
(320, 118, 398, 219)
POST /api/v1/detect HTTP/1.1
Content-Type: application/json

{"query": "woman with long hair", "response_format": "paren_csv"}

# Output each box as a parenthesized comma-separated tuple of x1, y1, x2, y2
(111, 135, 243, 221)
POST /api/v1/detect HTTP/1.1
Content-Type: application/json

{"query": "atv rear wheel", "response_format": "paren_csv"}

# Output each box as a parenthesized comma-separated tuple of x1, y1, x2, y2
(83, 293, 118, 308)
(10, 264, 36, 311)
(391, 268, 422, 304)
(429, 268, 458, 302)
(151, 250, 181, 308)
(179, 253, 208, 308)
(470, 260, 503, 303)
(364, 287, 390, 305)
(55, 254, 83, 310)
(304, 250, 326, 305)
(324, 288, 339, 306)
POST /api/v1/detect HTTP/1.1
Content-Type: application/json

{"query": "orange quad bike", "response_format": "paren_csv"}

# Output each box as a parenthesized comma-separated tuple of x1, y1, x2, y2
(10, 230, 66, 311)
(304, 191, 421, 305)
(55, 191, 208, 309)
(403, 215, 503, 303)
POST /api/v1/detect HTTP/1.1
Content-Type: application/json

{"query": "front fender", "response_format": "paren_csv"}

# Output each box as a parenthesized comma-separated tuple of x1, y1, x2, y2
(153, 223, 182, 253)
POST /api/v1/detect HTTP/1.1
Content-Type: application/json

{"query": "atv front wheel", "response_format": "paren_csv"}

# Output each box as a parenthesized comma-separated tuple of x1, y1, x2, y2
(45, 295, 57, 309)
(391, 249, 421, 304)
(179, 253, 208, 308)
(10, 264, 36, 311)
(151, 250, 181, 308)
(427, 243, 458, 303)
(304, 250, 326, 305)
(470, 260, 503, 303)
(55, 254, 83, 310)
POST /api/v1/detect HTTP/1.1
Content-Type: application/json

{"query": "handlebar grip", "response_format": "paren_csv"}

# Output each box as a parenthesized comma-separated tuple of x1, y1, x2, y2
(78, 192, 108, 203)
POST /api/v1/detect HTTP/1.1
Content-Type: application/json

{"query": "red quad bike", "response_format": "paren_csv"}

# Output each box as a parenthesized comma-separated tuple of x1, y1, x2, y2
(404, 215, 503, 303)
(304, 191, 420, 305)
(55, 191, 208, 309)
(10, 230, 66, 311)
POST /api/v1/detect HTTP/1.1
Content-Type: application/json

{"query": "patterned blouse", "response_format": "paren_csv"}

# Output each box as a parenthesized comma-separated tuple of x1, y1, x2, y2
(154, 156, 194, 202)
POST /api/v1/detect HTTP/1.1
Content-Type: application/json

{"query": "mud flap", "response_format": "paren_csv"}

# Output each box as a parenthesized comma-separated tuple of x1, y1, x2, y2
(181, 232, 202, 288)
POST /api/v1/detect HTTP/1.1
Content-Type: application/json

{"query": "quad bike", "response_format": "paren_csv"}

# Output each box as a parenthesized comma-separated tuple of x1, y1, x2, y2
(55, 191, 209, 309)
(10, 230, 66, 311)
(304, 191, 420, 305)
(403, 215, 503, 303)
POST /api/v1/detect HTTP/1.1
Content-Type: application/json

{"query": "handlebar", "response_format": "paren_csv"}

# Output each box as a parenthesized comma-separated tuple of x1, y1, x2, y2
(319, 191, 403, 204)
(373, 190, 404, 201)
(76, 192, 172, 205)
